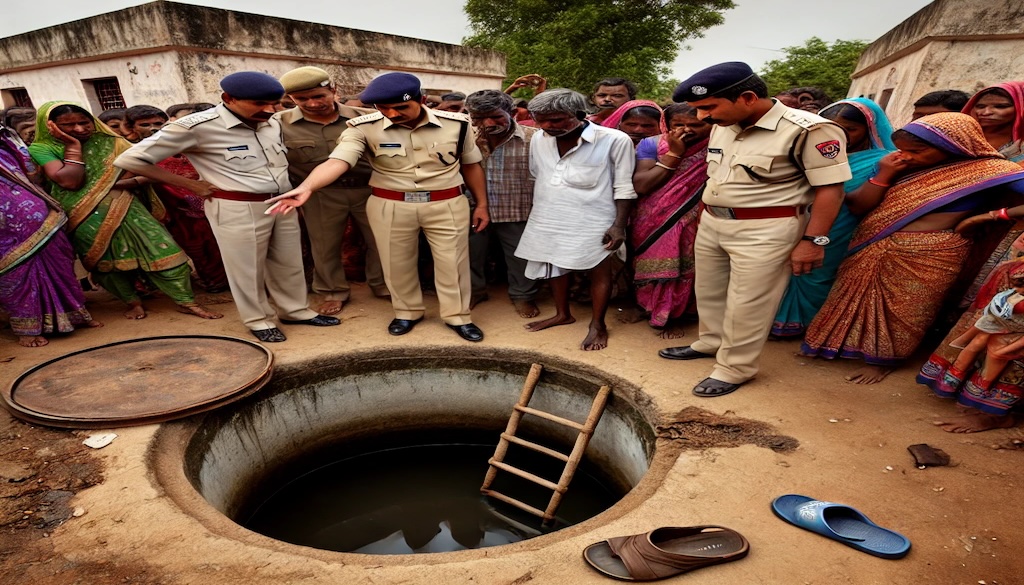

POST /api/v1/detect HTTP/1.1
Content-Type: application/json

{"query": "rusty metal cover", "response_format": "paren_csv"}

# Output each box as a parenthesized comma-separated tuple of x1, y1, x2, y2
(3, 335, 273, 428)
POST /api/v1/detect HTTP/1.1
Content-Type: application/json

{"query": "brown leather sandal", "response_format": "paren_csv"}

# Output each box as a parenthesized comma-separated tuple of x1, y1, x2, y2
(582, 525, 750, 581)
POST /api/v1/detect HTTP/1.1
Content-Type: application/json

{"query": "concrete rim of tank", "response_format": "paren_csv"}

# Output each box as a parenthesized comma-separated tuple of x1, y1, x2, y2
(150, 345, 680, 564)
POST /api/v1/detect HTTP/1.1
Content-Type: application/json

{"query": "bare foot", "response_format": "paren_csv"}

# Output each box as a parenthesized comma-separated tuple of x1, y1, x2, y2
(317, 300, 344, 315)
(513, 299, 540, 318)
(934, 411, 1016, 433)
(177, 304, 223, 319)
(845, 365, 893, 384)
(124, 302, 146, 320)
(85, 320, 104, 328)
(17, 335, 48, 348)
(525, 314, 576, 332)
(655, 323, 686, 339)
(581, 324, 609, 351)
(615, 306, 648, 324)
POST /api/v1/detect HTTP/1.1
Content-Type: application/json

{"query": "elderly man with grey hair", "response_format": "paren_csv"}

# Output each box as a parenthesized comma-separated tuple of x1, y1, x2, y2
(465, 89, 541, 318)
(514, 89, 637, 351)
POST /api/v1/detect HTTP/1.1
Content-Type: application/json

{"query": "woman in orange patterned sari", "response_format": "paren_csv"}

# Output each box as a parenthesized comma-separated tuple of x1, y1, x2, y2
(801, 113, 1024, 384)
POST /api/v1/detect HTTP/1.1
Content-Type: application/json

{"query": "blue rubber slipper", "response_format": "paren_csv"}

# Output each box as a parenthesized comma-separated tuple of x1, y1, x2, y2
(771, 494, 911, 559)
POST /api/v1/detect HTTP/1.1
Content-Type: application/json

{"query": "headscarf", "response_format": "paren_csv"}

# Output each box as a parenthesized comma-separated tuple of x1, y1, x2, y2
(849, 112, 1024, 254)
(600, 100, 666, 134)
(819, 98, 896, 192)
(961, 81, 1024, 147)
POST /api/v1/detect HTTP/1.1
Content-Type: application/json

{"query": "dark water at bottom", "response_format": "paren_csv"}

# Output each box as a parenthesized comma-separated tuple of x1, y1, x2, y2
(241, 433, 623, 554)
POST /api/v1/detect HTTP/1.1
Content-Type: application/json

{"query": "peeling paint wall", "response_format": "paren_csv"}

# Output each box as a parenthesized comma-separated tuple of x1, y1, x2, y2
(0, 0, 504, 109)
(849, 0, 1024, 127)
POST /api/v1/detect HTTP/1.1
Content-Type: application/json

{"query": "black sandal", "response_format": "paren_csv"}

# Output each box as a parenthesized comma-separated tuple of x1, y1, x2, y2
(692, 377, 742, 397)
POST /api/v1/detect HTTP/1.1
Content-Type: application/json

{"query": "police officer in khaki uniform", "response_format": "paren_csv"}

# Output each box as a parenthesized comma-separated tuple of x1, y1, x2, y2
(659, 62, 852, 397)
(277, 66, 388, 316)
(115, 71, 339, 343)
(267, 72, 490, 342)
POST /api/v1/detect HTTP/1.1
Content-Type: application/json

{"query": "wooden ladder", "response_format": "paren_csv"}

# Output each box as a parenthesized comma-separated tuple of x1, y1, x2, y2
(480, 363, 611, 524)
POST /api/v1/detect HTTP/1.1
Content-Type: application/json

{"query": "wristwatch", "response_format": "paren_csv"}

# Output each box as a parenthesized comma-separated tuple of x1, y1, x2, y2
(802, 235, 831, 246)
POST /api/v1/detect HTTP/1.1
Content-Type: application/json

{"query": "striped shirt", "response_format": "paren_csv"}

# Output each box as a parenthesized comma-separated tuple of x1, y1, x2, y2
(477, 123, 537, 223)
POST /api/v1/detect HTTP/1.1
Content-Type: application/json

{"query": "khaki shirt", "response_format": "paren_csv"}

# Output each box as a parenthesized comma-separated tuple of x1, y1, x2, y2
(329, 108, 483, 191)
(703, 100, 852, 208)
(276, 104, 374, 193)
(114, 104, 291, 194)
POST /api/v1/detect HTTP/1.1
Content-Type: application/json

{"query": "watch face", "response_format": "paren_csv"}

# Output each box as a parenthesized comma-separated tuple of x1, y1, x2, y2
(813, 235, 830, 246)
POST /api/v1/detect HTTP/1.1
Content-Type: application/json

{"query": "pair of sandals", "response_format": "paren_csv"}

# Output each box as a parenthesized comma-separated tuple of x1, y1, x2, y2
(583, 496, 910, 581)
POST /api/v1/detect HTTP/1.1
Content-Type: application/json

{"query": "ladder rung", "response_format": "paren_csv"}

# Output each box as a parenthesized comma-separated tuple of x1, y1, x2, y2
(488, 460, 563, 492)
(513, 405, 585, 431)
(481, 489, 548, 519)
(500, 433, 570, 462)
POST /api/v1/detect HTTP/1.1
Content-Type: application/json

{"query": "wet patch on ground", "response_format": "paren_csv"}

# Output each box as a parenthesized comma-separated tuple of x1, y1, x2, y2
(0, 416, 107, 578)
(656, 407, 799, 452)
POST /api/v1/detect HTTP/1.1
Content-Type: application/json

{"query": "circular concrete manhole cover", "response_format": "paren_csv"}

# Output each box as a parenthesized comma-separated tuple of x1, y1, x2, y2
(3, 335, 273, 428)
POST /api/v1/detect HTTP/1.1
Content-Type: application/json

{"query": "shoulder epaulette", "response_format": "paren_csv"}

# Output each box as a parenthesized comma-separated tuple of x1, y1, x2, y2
(170, 110, 219, 129)
(781, 109, 827, 130)
(348, 111, 385, 126)
(433, 110, 471, 123)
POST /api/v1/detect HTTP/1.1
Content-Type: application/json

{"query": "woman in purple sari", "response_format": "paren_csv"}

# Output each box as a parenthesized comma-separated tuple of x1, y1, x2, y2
(0, 123, 101, 347)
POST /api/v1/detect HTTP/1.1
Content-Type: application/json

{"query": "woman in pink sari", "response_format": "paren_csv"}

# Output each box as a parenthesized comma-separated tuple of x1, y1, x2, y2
(629, 104, 712, 335)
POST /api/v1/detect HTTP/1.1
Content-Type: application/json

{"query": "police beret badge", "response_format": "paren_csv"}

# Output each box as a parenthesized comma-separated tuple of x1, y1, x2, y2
(815, 140, 841, 159)
(691, 86, 708, 96)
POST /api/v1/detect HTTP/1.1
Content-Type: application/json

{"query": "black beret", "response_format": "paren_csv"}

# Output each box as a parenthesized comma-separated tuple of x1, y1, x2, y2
(673, 62, 756, 103)
(359, 72, 422, 105)
(220, 72, 285, 101)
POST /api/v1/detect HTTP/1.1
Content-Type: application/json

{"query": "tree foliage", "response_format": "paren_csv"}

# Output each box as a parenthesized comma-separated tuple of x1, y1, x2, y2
(759, 37, 869, 100)
(463, 0, 734, 100)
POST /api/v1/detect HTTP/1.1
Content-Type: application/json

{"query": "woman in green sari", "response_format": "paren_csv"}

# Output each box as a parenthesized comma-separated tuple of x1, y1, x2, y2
(28, 102, 220, 320)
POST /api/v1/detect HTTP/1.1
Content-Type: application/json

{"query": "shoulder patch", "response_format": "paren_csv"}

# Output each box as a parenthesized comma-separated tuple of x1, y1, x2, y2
(170, 110, 219, 129)
(781, 108, 826, 130)
(348, 111, 385, 126)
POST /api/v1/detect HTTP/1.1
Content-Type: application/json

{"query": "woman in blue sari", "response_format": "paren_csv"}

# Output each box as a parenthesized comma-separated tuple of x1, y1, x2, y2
(771, 98, 895, 337)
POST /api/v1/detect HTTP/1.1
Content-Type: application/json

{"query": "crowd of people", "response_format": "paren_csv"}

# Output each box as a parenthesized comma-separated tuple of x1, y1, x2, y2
(2, 62, 1024, 434)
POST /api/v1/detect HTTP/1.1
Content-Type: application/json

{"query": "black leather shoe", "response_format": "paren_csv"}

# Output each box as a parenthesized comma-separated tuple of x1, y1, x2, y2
(281, 315, 341, 326)
(447, 323, 484, 342)
(252, 327, 287, 343)
(388, 317, 423, 336)
(658, 346, 714, 360)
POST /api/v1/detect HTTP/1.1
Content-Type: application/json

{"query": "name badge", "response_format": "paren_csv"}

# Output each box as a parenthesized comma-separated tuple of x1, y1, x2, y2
(379, 143, 402, 148)
(708, 148, 723, 154)
(227, 145, 250, 151)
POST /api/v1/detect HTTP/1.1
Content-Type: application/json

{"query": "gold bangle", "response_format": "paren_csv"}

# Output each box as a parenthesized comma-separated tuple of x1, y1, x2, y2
(654, 161, 678, 171)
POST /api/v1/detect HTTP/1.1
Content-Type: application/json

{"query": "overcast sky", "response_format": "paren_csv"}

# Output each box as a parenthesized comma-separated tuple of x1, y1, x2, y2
(3, 0, 935, 79)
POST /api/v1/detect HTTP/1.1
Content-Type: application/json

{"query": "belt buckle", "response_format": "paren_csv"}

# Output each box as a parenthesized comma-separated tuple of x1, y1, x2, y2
(706, 205, 733, 219)
(404, 191, 430, 203)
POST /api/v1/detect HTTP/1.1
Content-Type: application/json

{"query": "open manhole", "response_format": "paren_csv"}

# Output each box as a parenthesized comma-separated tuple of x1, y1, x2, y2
(155, 347, 658, 556)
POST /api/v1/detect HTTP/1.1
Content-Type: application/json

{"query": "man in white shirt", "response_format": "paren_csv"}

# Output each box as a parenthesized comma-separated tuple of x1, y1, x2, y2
(514, 89, 637, 351)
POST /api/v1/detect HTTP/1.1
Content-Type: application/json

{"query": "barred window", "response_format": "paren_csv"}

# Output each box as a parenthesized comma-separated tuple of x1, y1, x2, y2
(4, 88, 33, 108)
(87, 77, 126, 110)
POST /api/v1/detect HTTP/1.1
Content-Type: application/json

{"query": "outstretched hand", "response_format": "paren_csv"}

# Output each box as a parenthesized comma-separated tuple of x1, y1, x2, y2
(264, 187, 313, 215)
(955, 213, 995, 234)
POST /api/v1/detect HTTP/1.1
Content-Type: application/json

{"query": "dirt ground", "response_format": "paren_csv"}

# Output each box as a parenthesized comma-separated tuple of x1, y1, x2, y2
(1, 283, 1022, 585)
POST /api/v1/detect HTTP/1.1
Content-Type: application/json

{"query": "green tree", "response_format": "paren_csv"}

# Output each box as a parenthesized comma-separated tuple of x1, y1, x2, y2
(463, 0, 734, 100)
(760, 37, 869, 100)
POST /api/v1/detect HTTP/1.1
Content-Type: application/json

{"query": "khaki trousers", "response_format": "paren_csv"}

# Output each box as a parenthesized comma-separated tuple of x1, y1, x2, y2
(366, 195, 472, 325)
(303, 186, 386, 300)
(205, 198, 318, 331)
(690, 212, 805, 383)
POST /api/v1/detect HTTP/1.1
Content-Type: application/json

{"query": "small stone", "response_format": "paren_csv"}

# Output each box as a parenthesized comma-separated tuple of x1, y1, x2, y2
(933, 487, 945, 492)
(979, 581, 986, 584)
(971, 536, 977, 540)
(919, 465, 927, 469)
(72, 507, 85, 517)
(992, 537, 997, 541)
(829, 419, 839, 423)
(885, 466, 894, 471)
